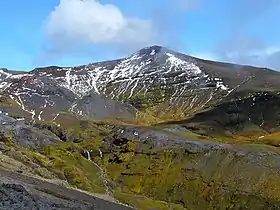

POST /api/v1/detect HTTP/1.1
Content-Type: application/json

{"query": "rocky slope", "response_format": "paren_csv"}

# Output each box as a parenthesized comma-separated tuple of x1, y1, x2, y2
(0, 169, 132, 210)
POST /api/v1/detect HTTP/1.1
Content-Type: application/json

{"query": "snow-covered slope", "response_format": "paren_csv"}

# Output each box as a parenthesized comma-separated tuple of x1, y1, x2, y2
(31, 46, 230, 98)
(1, 45, 280, 122)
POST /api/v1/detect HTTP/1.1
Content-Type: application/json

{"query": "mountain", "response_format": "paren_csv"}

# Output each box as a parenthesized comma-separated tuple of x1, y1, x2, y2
(2, 45, 280, 123)
(2, 45, 280, 209)
(2, 45, 280, 135)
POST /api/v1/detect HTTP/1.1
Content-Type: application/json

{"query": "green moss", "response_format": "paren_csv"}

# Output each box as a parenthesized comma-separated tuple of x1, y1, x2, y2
(0, 97, 15, 107)
(8, 138, 106, 194)
(0, 131, 16, 147)
(37, 143, 105, 193)
(63, 166, 92, 190)
(257, 132, 280, 147)
(94, 140, 280, 209)
(0, 132, 10, 144)
(117, 84, 174, 110)
(114, 191, 186, 210)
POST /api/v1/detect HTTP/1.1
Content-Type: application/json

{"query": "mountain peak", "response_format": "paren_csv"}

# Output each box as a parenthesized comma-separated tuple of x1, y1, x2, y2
(132, 45, 166, 57)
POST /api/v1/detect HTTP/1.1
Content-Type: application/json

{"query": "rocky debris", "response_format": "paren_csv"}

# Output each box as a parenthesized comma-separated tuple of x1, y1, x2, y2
(0, 169, 133, 210)
(108, 124, 209, 149)
(0, 183, 85, 210)
(0, 113, 59, 147)
(70, 91, 136, 121)
(34, 123, 69, 142)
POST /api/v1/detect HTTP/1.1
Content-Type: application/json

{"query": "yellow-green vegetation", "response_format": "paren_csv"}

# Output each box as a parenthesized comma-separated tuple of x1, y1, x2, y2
(1, 117, 109, 194)
(24, 118, 280, 208)
(38, 143, 105, 193)
(0, 131, 11, 144)
(3, 112, 280, 209)
(117, 84, 171, 109)
(115, 85, 190, 124)
(94, 138, 280, 209)
(258, 132, 280, 147)
(0, 96, 15, 107)
(2, 139, 105, 193)
(0, 131, 17, 148)
(136, 110, 164, 125)
(32, 120, 110, 193)
(134, 104, 194, 125)
(114, 191, 186, 210)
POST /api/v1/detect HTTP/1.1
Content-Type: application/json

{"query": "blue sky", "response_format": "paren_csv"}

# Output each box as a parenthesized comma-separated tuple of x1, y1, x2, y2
(1, 0, 280, 71)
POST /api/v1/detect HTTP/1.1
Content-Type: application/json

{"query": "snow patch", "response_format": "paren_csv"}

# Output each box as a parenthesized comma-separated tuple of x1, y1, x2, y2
(86, 151, 91, 161)
(150, 49, 156, 55)
(38, 110, 43, 121)
(165, 53, 202, 74)
(216, 81, 228, 91)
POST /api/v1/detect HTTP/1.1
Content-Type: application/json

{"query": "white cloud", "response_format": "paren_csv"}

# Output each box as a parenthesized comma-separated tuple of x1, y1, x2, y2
(190, 46, 280, 71)
(221, 46, 280, 70)
(45, 0, 156, 53)
(213, 36, 280, 70)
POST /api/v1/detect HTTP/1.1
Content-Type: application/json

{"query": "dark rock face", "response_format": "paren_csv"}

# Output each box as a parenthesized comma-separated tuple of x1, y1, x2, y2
(0, 170, 133, 210)
(0, 183, 92, 210)
(108, 123, 205, 149)
(174, 91, 280, 135)
(71, 91, 136, 121)
(34, 123, 69, 142)
(0, 113, 58, 147)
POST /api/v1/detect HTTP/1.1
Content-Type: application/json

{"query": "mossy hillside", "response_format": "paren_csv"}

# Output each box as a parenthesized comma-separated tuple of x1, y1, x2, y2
(4, 114, 280, 209)
(176, 91, 280, 138)
(167, 123, 280, 147)
(36, 114, 111, 144)
(170, 127, 280, 147)
(154, 123, 261, 146)
(154, 90, 280, 142)
(114, 191, 186, 210)
(39, 143, 105, 193)
(1, 119, 181, 209)
(95, 137, 280, 209)
(258, 132, 280, 147)
(1, 119, 185, 209)
(116, 85, 220, 124)
(141, 104, 189, 124)
(135, 107, 191, 126)
(1, 117, 109, 194)
(3, 138, 106, 194)
(0, 131, 13, 145)
(116, 84, 171, 109)
(33, 119, 114, 191)
(116, 86, 174, 124)
(8, 118, 205, 208)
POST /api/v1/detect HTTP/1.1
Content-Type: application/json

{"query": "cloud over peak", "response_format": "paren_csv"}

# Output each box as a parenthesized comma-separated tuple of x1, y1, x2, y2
(45, 0, 156, 54)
